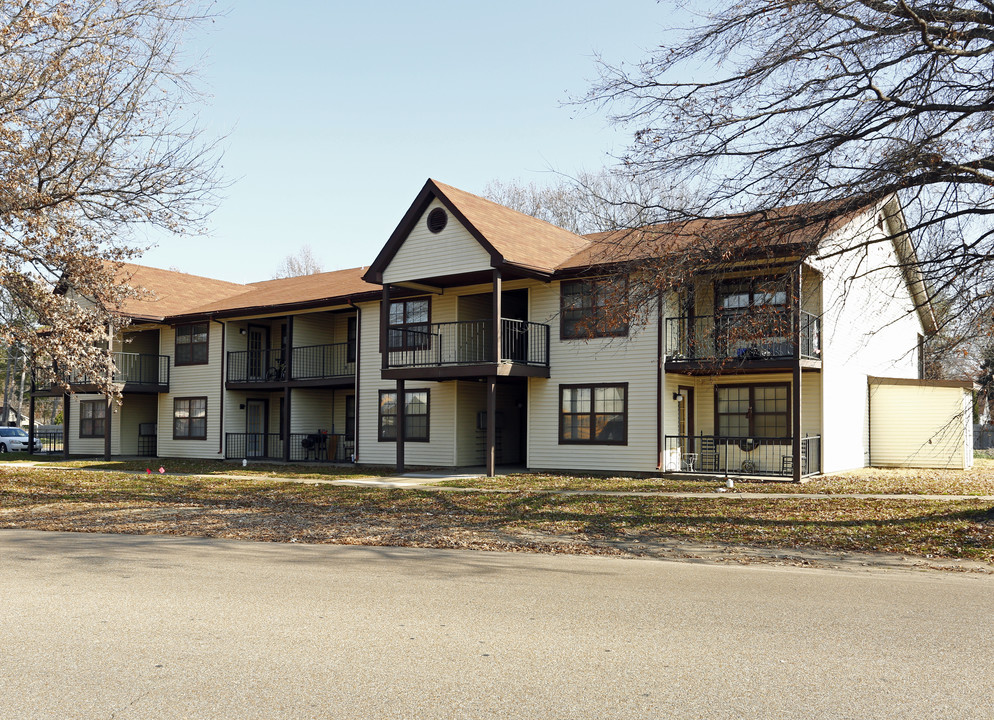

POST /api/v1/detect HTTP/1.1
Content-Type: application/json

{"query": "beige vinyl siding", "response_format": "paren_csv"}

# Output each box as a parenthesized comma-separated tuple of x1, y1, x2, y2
(66, 394, 119, 455)
(156, 322, 224, 459)
(355, 299, 456, 467)
(528, 280, 660, 474)
(869, 382, 972, 469)
(118, 395, 157, 455)
(382, 199, 492, 283)
(811, 210, 925, 473)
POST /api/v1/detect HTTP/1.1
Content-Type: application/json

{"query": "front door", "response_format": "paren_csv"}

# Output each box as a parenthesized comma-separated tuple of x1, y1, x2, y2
(246, 399, 268, 457)
(247, 325, 269, 380)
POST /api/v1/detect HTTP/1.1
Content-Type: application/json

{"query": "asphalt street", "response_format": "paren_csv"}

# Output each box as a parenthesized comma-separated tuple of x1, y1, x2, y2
(1, 529, 991, 719)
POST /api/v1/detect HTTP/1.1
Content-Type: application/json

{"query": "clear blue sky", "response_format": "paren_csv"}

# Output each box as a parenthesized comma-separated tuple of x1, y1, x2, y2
(140, 1, 678, 283)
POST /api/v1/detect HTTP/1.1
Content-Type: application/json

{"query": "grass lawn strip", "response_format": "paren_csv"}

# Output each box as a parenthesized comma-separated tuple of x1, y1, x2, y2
(436, 458, 994, 496)
(1, 468, 991, 567)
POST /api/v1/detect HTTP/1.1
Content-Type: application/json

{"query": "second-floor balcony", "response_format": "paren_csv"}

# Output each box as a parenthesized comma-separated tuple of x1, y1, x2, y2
(665, 311, 821, 371)
(226, 342, 355, 388)
(35, 352, 170, 394)
(383, 318, 550, 379)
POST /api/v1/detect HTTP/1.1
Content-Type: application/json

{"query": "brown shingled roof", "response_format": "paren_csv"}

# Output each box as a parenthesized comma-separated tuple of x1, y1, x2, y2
(560, 199, 865, 271)
(113, 263, 250, 321)
(430, 180, 591, 273)
(177, 266, 379, 317)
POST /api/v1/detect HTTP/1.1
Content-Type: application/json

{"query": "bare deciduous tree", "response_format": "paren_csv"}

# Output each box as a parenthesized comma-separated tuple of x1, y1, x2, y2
(0, 0, 222, 392)
(581, 1, 994, 352)
(272, 245, 324, 279)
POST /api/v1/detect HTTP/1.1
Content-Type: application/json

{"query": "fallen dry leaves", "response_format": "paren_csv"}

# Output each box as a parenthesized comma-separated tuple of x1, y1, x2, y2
(1, 467, 992, 568)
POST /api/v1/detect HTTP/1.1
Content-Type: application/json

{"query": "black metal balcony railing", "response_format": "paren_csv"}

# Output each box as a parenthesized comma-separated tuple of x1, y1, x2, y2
(385, 318, 550, 369)
(224, 432, 353, 463)
(665, 311, 821, 363)
(663, 434, 822, 478)
(291, 343, 354, 381)
(226, 343, 353, 384)
(39, 352, 170, 390)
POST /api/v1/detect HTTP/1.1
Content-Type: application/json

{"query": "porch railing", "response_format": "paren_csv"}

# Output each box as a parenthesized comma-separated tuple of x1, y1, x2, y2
(227, 343, 354, 384)
(38, 352, 170, 390)
(290, 343, 354, 381)
(225, 432, 353, 462)
(663, 434, 822, 478)
(385, 318, 550, 368)
(665, 311, 821, 363)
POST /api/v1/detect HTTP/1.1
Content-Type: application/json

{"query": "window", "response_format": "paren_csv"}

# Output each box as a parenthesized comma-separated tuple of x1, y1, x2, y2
(559, 384, 627, 445)
(345, 395, 356, 441)
(80, 400, 106, 438)
(173, 397, 207, 440)
(715, 278, 791, 355)
(175, 322, 209, 365)
(378, 389, 429, 442)
(387, 298, 430, 351)
(346, 316, 358, 363)
(715, 384, 789, 438)
(560, 278, 628, 339)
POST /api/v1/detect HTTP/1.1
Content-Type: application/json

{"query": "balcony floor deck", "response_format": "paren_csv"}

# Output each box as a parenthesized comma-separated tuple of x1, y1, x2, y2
(382, 362, 550, 381)
(665, 357, 822, 375)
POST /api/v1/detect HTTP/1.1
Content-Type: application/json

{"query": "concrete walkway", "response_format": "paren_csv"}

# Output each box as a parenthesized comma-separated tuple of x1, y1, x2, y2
(5, 461, 992, 500)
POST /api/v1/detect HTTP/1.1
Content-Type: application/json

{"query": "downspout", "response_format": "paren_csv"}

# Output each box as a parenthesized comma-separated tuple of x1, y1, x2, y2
(213, 316, 225, 456)
(656, 290, 664, 470)
(348, 299, 360, 463)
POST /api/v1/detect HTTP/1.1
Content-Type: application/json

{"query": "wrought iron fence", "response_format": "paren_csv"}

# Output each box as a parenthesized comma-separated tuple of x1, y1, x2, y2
(225, 433, 284, 460)
(665, 312, 821, 362)
(227, 348, 286, 383)
(225, 432, 353, 462)
(291, 343, 353, 380)
(386, 318, 550, 368)
(35, 430, 64, 454)
(663, 434, 822, 478)
(38, 353, 169, 390)
(289, 432, 351, 462)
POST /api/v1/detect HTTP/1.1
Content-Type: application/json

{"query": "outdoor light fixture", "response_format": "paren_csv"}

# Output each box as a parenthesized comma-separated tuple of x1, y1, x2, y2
(673, 392, 684, 402)
(239, 328, 247, 335)
(239, 404, 245, 410)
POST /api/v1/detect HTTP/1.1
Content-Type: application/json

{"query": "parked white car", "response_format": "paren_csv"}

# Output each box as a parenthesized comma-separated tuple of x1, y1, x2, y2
(0, 427, 42, 453)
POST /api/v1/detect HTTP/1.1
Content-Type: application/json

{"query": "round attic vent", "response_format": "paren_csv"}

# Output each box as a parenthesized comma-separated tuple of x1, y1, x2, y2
(427, 207, 448, 234)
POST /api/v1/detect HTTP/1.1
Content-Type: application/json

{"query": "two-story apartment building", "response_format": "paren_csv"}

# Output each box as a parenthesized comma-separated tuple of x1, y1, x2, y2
(32, 179, 974, 478)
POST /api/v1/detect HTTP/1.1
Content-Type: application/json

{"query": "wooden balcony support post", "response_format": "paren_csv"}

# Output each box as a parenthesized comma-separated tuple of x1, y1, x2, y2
(285, 315, 294, 382)
(27, 375, 35, 456)
(381, 284, 391, 370)
(492, 269, 502, 363)
(791, 266, 802, 482)
(283, 387, 292, 463)
(62, 391, 70, 460)
(396, 378, 405, 473)
(486, 375, 496, 477)
(104, 318, 114, 461)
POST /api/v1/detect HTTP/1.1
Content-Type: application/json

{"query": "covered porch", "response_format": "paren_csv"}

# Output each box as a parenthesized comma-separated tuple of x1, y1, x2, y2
(662, 371, 823, 479)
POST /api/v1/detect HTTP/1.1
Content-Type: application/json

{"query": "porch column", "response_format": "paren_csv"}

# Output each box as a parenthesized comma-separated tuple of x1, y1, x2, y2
(27, 378, 35, 456)
(104, 319, 113, 460)
(62, 392, 70, 460)
(396, 378, 405, 473)
(486, 376, 496, 477)
(492, 269, 502, 363)
(791, 267, 802, 482)
(283, 387, 292, 463)
(380, 284, 391, 370)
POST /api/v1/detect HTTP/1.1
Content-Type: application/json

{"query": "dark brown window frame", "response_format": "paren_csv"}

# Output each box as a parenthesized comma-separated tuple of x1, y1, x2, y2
(714, 382, 791, 439)
(558, 383, 629, 446)
(173, 396, 208, 440)
(345, 394, 356, 441)
(377, 388, 430, 443)
(174, 322, 209, 366)
(560, 277, 629, 340)
(79, 399, 106, 439)
(346, 316, 358, 363)
(387, 298, 431, 352)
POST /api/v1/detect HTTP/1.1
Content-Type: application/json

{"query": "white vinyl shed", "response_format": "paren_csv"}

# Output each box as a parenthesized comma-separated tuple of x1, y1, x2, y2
(868, 377, 975, 470)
